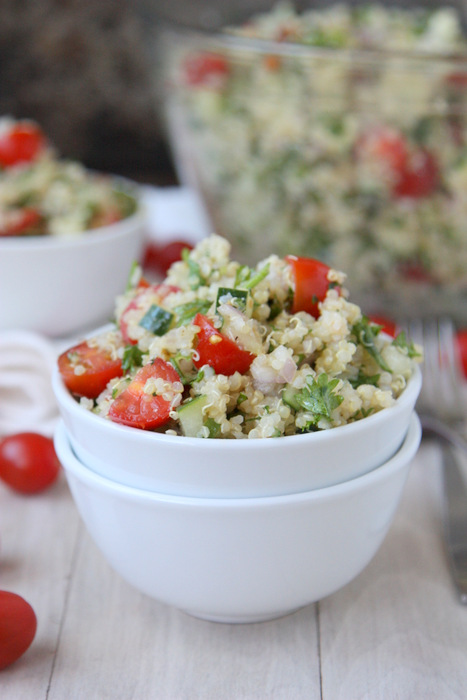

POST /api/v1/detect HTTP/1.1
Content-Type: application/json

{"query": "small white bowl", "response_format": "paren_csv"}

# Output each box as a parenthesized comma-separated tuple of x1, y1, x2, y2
(52, 362, 421, 497)
(54, 414, 421, 623)
(0, 190, 145, 338)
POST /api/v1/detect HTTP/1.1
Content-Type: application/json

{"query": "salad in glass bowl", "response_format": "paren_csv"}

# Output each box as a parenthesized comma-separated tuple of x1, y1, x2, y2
(157, 2, 467, 325)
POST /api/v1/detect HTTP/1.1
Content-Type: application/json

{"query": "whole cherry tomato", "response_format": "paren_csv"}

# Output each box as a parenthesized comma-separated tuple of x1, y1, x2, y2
(0, 433, 61, 494)
(0, 591, 37, 670)
(456, 329, 467, 379)
(143, 240, 193, 276)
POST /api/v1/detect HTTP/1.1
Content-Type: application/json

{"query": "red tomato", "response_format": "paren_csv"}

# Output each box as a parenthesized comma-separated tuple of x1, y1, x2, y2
(0, 208, 42, 236)
(393, 149, 439, 198)
(193, 313, 255, 376)
(0, 122, 46, 168)
(184, 53, 230, 88)
(119, 283, 180, 345)
(143, 240, 193, 276)
(357, 127, 438, 199)
(108, 358, 180, 430)
(456, 329, 467, 379)
(285, 255, 335, 317)
(0, 433, 60, 494)
(0, 591, 37, 670)
(358, 127, 408, 172)
(58, 341, 123, 399)
(367, 314, 397, 337)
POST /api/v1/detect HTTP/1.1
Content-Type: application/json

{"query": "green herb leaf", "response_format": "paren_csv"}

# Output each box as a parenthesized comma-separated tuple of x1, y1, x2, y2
(173, 300, 212, 326)
(182, 247, 205, 290)
(243, 263, 270, 290)
(293, 373, 344, 424)
(348, 370, 380, 389)
(392, 331, 421, 359)
(204, 417, 221, 438)
(139, 304, 173, 336)
(352, 317, 392, 372)
(122, 345, 143, 373)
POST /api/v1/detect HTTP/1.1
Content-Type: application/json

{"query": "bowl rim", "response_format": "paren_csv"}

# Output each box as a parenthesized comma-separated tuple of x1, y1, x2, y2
(54, 412, 421, 507)
(0, 179, 145, 252)
(158, 13, 467, 68)
(52, 357, 422, 450)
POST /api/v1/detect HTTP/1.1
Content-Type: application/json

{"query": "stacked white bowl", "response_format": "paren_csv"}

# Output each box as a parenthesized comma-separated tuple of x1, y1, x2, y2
(53, 365, 422, 623)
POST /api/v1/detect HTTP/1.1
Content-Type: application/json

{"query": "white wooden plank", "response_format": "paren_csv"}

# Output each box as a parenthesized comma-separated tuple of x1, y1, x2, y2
(0, 474, 82, 699)
(319, 443, 467, 700)
(48, 524, 322, 700)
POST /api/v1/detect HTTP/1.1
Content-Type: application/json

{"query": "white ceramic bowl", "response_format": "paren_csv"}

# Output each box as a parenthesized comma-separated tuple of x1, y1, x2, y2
(52, 362, 421, 498)
(54, 414, 421, 623)
(0, 189, 145, 337)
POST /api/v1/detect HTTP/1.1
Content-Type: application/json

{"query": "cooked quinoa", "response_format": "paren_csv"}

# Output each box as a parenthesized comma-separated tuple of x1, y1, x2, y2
(69, 234, 422, 439)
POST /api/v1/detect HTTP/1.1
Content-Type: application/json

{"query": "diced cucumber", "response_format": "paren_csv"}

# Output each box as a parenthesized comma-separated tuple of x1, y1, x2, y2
(177, 395, 208, 437)
(282, 386, 301, 412)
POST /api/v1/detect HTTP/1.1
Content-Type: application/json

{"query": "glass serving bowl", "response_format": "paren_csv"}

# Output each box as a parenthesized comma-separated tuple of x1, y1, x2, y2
(154, 1, 467, 325)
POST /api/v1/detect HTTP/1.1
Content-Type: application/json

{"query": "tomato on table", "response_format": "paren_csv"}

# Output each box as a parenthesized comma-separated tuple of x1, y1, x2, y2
(285, 255, 335, 317)
(393, 149, 439, 198)
(58, 341, 123, 399)
(193, 313, 255, 376)
(0, 208, 42, 236)
(0, 433, 60, 494)
(184, 52, 230, 88)
(108, 358, 180, 430)
(119, 283, 180, 345)
(143, 240, 193, 276)
(456, 329, 467, 379)
(0, 591, 37, 670)
(0, 122, 46, 168)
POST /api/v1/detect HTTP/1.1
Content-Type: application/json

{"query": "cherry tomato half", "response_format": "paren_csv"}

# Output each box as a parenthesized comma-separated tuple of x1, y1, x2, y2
(367, 314, 397, 338)
(0, 208, 42, 237)
(285, 255, 335, 317)
(184, 53, 230, 88)
(193, 313, 255, 376)
(58, 341, 123, 399)
(108, 358, 180, 430)
(0, 433, 60, 494)
(0, 591, 37, 670)
(0, 122, 46, 168)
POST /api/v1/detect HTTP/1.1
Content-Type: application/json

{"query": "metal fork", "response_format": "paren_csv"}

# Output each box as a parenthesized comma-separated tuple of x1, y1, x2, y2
(406, 317, 467, 603)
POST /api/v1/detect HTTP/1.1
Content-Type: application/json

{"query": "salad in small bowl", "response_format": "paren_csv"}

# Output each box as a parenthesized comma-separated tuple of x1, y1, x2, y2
(0, 117, 145, 336)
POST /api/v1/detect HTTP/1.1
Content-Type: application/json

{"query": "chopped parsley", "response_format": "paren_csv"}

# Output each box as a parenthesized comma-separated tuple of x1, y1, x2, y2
(392, 331, 421, 359)
(122, 345, 143, 373)
(352, 317, 392, 373)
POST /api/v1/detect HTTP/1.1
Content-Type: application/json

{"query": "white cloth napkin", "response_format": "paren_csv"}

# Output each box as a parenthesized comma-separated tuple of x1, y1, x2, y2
(0, 186, 211, 439)
(0, 330, 60, 437)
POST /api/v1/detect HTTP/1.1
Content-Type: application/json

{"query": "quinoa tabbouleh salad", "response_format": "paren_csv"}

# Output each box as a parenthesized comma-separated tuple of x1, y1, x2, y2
(58, 235, 422, 439)
(0, 117, 137, 237)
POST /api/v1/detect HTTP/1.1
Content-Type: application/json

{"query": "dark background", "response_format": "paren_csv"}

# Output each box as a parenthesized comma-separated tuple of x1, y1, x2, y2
(2, 0, 466, 185)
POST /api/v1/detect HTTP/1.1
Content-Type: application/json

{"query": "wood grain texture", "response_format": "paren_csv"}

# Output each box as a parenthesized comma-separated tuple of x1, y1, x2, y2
(1, 443, 467, 699)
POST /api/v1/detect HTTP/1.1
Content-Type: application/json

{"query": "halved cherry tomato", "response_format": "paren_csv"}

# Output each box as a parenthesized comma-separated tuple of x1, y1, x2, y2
(393, 149, 439, 199)
(108, 358, 180, 429)
(184, 52, 230, 88)
(0, 208, 42, 236)
(143, 240, 193, 276)
(456, 329, 467, 379)
(58, 341, 123, 399)
(357, 127, 439, 199)
(0, 591, 37, 670)
(193, 313, 255, 376)
(0, 122, 46, 168)
(285, 255, 335, 317)
(119, 283, 180, 345)
(0, 433, 60, 494)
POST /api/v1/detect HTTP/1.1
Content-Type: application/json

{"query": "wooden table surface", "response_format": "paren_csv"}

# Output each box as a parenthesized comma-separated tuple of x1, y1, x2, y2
(2, 438, 467, 700)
